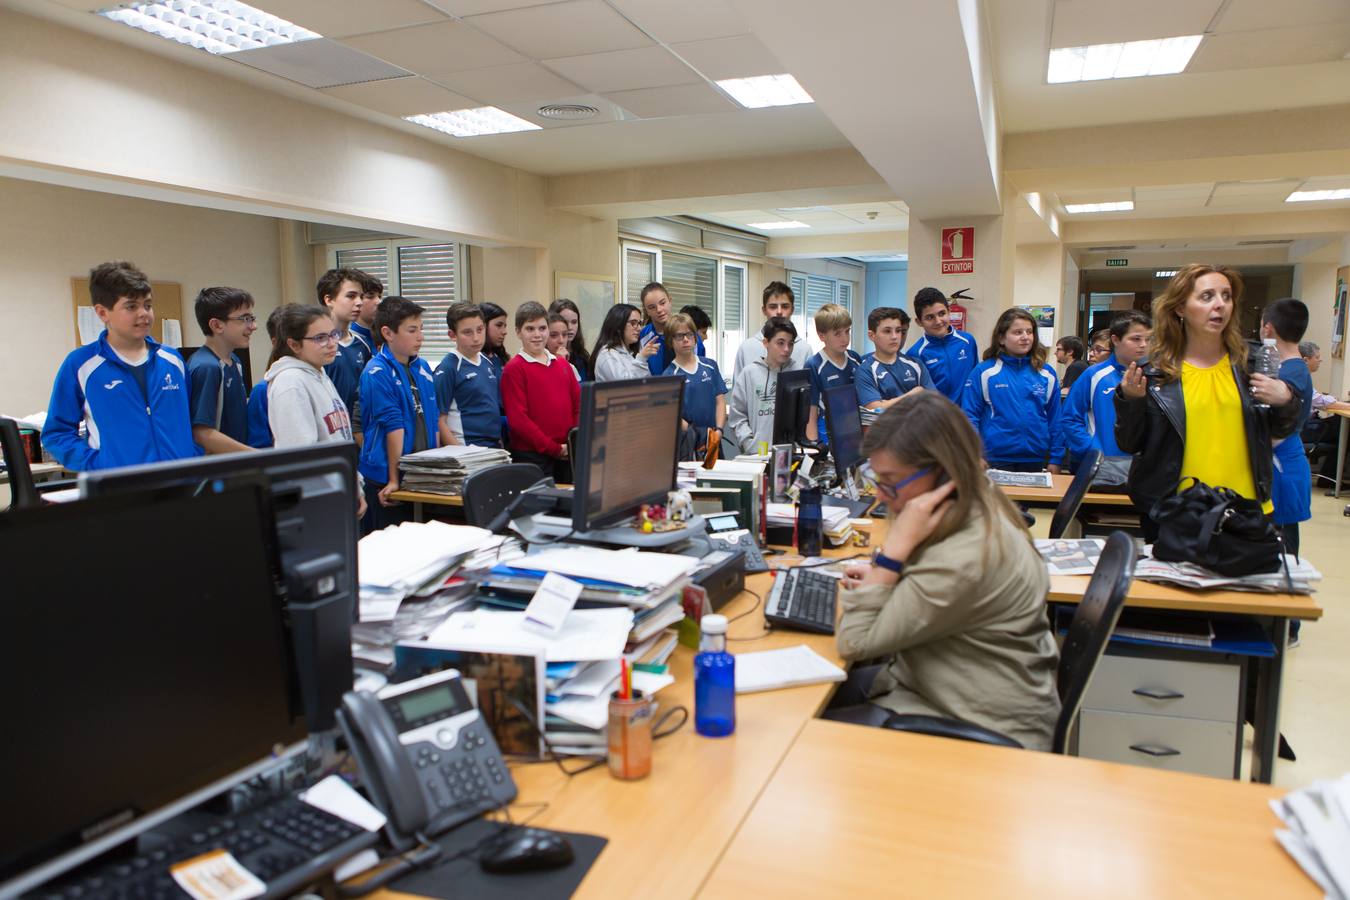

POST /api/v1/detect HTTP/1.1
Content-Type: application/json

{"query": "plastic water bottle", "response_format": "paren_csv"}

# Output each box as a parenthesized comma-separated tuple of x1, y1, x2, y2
(1255, 338, 1279, 408)
(694, 614, 735, 737)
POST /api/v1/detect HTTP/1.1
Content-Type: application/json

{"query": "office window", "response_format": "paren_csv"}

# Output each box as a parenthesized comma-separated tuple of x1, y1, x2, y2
(620, 242, 745, 365)
(788, 271, 859, 353)
(721, 262, 746, 370)
(335, 246, 390, 290)
(624, 246, 658, 306)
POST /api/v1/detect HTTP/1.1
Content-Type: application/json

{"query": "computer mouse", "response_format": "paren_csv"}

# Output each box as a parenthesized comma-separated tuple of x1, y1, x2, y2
(478, 828, 575, 874)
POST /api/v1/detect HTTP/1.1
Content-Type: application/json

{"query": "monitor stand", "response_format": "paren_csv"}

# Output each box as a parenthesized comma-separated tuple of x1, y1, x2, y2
(512, 511, 706, 549)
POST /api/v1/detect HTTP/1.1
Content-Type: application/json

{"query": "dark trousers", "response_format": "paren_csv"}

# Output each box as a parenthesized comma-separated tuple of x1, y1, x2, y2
(511, 449, 573, 485)
(361, 479, 412, 535)
(821, 664, 894, 727)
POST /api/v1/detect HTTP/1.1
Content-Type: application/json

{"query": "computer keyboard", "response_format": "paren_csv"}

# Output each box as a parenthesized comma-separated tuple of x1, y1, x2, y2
(33, 794, 378, 900)
(766, 567, 839, 635)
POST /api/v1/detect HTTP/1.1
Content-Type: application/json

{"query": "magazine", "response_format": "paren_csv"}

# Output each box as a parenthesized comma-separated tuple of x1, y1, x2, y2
(1035, 538, 1104, 575)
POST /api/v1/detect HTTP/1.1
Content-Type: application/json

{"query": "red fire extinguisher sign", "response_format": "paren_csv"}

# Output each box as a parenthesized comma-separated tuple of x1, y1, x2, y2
(941, 227, 974, 274)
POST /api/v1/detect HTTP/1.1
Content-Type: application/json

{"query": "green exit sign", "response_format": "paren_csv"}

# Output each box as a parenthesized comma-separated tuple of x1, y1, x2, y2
(1105, 258, 1129, 267)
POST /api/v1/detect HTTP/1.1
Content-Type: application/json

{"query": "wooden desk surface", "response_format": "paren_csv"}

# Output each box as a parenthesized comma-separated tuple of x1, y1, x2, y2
(999, 473, 1135, 507)
(387, 489, 463, 508)
(699, 718, 1312, 899)
(0, 461, 64, 484)
(1049, 574, 1324, 620)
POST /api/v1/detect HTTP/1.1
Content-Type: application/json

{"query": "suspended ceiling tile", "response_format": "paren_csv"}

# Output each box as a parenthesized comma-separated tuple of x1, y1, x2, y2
(340, 20, 524, 75)
(1216, 0, 1350, 32)
(1133, 182, 1215, 199)
(467, 0, 652, 60)
(607, 0, 750, 44)
(604, 82, 736, 118)
(1210, 179, 1303, 199)
(431, 62, 583, 105)
(496, 94, 633, 128)
(1188, 23, 1350, 72)
(546, 45, 700, 93)
(321, 76, 478, 116)
(250, 0, 448, 39)
(1050, 0, 1223, 47)
(670, 33, 784, 81)
(224, 39, 410, 88)
(425, 0, 564, 16)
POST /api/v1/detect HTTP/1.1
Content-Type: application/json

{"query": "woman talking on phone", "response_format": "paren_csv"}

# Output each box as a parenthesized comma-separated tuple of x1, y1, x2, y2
(1113, 264, 1300, 540)
(827, 391, 1061, 750)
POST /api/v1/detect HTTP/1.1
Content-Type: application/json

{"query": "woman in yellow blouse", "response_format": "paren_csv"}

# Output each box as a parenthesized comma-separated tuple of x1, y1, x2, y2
(1114, 264, 1300, 539)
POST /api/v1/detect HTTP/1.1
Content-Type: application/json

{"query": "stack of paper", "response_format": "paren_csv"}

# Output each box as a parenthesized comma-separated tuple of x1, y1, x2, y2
(478, 545, 699, 621)
(1271, 774, 1350, 897)
(398, 444, 513, 495)
(357, 521, 492, 621)
(766, 502, 855, 546)
(986, 469, 1053, 488)
(1135, 548, 1321, 594)
(734, 645, 847, 693)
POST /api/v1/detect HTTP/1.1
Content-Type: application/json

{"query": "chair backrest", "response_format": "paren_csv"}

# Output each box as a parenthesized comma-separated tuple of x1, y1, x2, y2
(1048, 449, 1102, 539)
(0, 417, 41, 512)
(461, 462, 546, 528)
(1052, 529, 1135, 754)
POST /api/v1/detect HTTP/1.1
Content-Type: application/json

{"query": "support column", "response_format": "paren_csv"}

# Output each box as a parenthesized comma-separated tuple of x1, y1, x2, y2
(906, 213, 1010, 341)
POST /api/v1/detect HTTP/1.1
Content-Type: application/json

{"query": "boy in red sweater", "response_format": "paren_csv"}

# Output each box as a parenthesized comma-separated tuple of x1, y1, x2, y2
(501, 301, 581, 482)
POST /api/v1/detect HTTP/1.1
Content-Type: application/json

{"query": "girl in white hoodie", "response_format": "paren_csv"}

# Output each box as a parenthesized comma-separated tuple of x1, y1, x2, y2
(265, 303, 365, 516)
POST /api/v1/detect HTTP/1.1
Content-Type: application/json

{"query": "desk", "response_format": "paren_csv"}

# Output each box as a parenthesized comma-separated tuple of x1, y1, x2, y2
(998, 473, 1134, 508)
(1332, 407, 1350, 498)
(699, 719, 1313, 899)
(387, 489, 463, 523)
(1049, 574, 1321, 784)
(0, 461, 65, 485)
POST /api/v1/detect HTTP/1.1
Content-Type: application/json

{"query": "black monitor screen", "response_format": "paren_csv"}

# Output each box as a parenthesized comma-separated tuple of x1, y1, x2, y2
(0, 483, 303, 885)
(823, 382, 864, 473)
(771, 369, 812, 446)
(572, 376, 683, 531)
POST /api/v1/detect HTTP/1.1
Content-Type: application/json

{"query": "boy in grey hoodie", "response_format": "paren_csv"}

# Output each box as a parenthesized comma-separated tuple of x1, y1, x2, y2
(728, 317, 798, 454)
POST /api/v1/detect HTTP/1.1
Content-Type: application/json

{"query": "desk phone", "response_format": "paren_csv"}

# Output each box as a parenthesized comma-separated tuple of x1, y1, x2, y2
(705, 512, 770, 573)
(338, 670, 517, 852)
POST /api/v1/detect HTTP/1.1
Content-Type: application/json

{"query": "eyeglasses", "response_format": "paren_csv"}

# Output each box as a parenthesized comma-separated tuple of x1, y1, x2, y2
(672, 332, 696, 342)
(301, 330, 342, 346)
(226, 314, 258, 325)
(860, 462, 931, 498)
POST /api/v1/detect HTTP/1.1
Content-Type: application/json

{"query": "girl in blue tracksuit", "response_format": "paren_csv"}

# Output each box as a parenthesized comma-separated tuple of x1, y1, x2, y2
(960, 308, 1064, 472)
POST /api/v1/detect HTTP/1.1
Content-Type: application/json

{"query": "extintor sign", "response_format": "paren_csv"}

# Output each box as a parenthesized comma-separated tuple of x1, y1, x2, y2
(941, 227, 974, 274)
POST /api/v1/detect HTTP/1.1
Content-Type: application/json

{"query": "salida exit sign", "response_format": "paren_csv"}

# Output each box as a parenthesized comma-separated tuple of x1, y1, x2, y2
(1105, 258, 1128, 267)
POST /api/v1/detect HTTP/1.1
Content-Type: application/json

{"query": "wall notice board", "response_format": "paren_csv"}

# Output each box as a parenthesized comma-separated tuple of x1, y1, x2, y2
(70, 278, 183, 347)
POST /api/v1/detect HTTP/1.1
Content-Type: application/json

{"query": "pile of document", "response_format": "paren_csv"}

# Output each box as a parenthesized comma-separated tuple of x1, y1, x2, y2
(1035, 538, 1322, 594)
(357, 520, 494, 622)
(859, 405, 880, 428)
(766, 502, 856, 546)
(1271, 774, 1350, 897)
(398, 445, 513, 495)
(987, 469, 1053, 488)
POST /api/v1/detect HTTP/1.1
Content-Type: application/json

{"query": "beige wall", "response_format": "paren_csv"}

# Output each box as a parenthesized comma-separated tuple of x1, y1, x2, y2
(1012, 242, 1065, 321)
(0, 178, 282, 415)
(907, 213, 1009, 342)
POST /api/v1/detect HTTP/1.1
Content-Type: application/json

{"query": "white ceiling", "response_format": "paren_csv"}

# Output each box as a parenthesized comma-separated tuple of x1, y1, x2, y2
(1054, 175, 1350, 222)
(698, 201, 909, 237)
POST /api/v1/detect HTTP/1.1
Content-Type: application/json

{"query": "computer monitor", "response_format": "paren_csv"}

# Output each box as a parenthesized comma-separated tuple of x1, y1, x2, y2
(79, 443, 359, 733)
(571, 375, 683, 532)
(823, 382, 864, 474)
(0, 481, 306, 896)
(771, 369, 813, 447)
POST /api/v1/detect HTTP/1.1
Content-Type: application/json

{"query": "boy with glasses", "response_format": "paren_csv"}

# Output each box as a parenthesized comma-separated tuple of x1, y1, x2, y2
(187, 285, 257, 454)
(728, 317, 797, 454)
(663, 312, 728, 430)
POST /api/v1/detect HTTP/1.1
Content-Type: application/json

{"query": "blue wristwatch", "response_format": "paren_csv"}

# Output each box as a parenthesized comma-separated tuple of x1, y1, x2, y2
(873, 551, 905, 575)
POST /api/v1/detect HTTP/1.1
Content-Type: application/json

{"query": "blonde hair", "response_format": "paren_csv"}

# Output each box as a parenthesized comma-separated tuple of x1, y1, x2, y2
(1150, 264, 1247, 381)
(813, 302, 852, 334)
(861, 391, 1030, 560)
(664, 312, 696, 342)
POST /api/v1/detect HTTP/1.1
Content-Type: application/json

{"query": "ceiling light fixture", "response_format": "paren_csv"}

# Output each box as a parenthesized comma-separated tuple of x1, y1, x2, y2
(1155, 270, 1179, 278)
(1286, 189, 1350, 202)
(97, 1, 320, 55)
(1047, 35, 1202, 84)
(715, 74, 813, 109)
(405, 107, 541, 137)
(1063, 201, 1134, 214)
(746, 221, 810, 230)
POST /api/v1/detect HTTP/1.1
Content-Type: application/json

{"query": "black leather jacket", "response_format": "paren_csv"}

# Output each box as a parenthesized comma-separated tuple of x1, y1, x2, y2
(1112, 360, 1300, 515)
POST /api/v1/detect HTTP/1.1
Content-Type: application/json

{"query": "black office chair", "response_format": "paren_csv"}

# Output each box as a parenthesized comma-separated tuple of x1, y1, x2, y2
(1047, 449, 1102, 539)
(0, 416, 41, 512)
(882, 530, 1136, 754)
(461, 463, 545, 529)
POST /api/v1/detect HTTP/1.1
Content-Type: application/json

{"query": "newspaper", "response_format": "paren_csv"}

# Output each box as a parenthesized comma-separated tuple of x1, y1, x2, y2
(1271, 773, 1350, 899)
(1036, 539, 1321, 594)
(987, 469, 1053, 488)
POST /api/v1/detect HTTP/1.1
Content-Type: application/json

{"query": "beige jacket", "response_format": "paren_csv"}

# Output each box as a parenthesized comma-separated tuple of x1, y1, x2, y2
(836, 508, 1060, 751)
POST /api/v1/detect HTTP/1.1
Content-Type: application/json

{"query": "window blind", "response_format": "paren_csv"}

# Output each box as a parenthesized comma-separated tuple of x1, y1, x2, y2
(397, 243, 458, 359)
(625, 248, 657, 306)
(335, 246, 390, 290)
(661, 251, 717, 325)
(722, 266, 743, 331)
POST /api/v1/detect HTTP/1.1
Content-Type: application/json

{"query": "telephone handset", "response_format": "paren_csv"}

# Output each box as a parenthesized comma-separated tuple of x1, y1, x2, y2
(337, 669, 518, 853)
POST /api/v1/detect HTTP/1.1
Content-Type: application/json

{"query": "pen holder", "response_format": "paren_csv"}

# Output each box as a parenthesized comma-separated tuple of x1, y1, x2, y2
(607, 690, 653, 781)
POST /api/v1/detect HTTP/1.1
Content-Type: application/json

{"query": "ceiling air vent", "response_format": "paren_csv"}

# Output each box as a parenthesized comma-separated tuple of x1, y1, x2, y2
(1086, 245, 1137, 252)
(538, 104, 599, 120)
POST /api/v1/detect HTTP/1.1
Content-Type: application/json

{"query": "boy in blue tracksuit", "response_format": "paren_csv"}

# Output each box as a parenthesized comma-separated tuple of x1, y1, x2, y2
(318, 268, 367, 445)
(662, 312, 728, 430)
(246, 306, 284, 449)
(1261, 299, 1315, 558)
(187, 286, 256, 454)
(349, 270, 382, 368)
(1062, 311, 1151, 465)
(960, 308, 1063, 472)
(44, 260, 197, 471)
(907, 287, 980, 400)
(856, 306, 934, 413)
(435, 304, 503, 448)
(359, 297, 440, 532)
(805, 303, 862, 444)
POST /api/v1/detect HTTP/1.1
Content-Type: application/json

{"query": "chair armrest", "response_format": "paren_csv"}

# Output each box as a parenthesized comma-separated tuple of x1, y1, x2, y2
(881, 713, 1024, 749)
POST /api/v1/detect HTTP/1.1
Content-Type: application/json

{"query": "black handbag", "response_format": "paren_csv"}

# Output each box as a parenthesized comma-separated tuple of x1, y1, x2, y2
(1150, 478, 1283, 576)
(1089, 455, 1132, 493)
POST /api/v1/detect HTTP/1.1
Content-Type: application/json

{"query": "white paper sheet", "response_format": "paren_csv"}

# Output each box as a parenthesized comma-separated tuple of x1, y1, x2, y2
(301, 775, 388, 832)
(734, 645, 846, 694)
(516, 546, 700, 589)
(426, 607, 634, 662)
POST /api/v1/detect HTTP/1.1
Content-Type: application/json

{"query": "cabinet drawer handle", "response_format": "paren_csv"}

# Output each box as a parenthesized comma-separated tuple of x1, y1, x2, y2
(1132, 688, 1185, 700)
(1129, 743, 1181, 757)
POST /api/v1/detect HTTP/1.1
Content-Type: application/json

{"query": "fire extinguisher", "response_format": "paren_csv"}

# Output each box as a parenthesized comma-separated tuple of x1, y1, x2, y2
(948, 288, 971, 332)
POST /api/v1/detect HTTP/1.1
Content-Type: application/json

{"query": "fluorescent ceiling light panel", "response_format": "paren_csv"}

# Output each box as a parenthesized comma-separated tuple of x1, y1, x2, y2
(1063, 201, 1134, 214)
(715, 74, 813, 108)
(746, 220, 810, 230)
(1286, 189, 1350, 202)
(405, 107, 541, 137)
(98, 1, 319, 55)
(1047, 35, 1202, 84)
